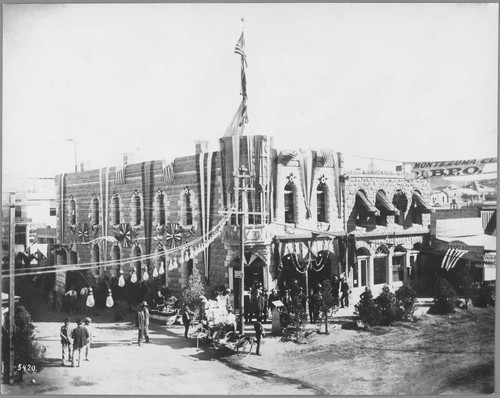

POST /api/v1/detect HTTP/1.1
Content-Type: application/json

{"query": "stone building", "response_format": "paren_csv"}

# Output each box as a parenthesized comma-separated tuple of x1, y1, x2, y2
(54, 129, 434, 305)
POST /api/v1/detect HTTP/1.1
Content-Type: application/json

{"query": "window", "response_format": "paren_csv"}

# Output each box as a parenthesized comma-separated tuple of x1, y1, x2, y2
(355, 190, 379, 227)
(183, 188, 193, 226)
(187, 259, 193, 277)
(317, 182, 327, 222)
(373, 246, 389, 285)
(69, 251, 77, 265)
(14, 225, 27, 245)
(15, 206, 22, 218)
(112, 194, 120, 225)
(112, 245, 121, 277)
(156, 191, 166, 226)
(392, 190, 408, 225)
(92, 244, 100, 265)
(375, 190, 398, 226)
(411, 190, 432, 225)
(133, 245, 142, 279)
(91, 196, 100, 225)
(50, 208, 56, 216)
(284, 182, 295, 223)
(69, 199, 76, 225)
(132, 192, 141, 226)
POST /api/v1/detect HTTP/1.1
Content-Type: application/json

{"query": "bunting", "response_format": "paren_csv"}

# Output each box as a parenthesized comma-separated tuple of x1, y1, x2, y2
(142, 161, 155, 269)
(115, 164, 126, 184)
(162, 159, 175, 184)
(298, 149, 316, 219)
(196, 152, 216, 281)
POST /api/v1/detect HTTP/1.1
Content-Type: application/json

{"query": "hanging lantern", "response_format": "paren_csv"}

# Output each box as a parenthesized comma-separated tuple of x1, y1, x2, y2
(184, 251, 189, 262)
(106, 289, 114, 308)
(118, 270, 125, 287)
(86, 287, 95, 308)
(143, 267, 149, 281)
(131, 268, 137, 283)
(153, 265, 159, 278)
(172, 257, 178, 270)
(189, 250, 194, 259)
(159, 260, 165, 275)
(167, 258, 173, 271)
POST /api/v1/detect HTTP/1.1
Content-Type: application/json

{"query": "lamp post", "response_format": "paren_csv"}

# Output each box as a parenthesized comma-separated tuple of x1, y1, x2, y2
(67, 139, 77, 172)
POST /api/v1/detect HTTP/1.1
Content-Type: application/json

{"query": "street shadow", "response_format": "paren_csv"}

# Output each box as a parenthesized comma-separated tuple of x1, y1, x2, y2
(42, 357, 66, 368)
(218, 359, 320, 393)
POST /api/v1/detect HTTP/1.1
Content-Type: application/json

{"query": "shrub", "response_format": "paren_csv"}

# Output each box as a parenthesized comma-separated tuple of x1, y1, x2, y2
(280, 295, 309, 343)
(395, 285, 417, 321)
(7, 306, 46, 381)
(429, 278, 457, 314)
(374, 285, 402, 326)
(180, 266, 205, 314)
(472, 281, 496, 308)
(354, 288, 381, 328)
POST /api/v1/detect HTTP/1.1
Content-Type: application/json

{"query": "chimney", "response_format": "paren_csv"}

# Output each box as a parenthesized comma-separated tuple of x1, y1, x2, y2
(80, 161, 91, 172)
(123, 153, 134, 167)
(194, 140, 209, 155)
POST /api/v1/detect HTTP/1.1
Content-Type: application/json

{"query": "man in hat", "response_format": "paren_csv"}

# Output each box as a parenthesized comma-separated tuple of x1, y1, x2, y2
(83, 318, 94, 361)
(71, 318, 89, 367)
(136, 301, 150, 346)
(60, 317, 72, 365)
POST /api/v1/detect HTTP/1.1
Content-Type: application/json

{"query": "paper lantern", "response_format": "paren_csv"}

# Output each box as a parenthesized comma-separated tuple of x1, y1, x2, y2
(153, 265, 159, 278)
(118, 270, 125, 287)
(159, 260, 165, 275)
(106, 289, 114, 308)
(86, 288, 95, 308)
(131, 268, 137, 283)
(142, 268, 149, 281)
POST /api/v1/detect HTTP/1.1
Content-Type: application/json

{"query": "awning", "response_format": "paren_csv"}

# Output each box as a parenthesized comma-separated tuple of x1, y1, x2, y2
(356, 191, 380, 216)
(437, 234, 496, 252)
(412, 191, 433, 213)
(375, 191, 399, 215)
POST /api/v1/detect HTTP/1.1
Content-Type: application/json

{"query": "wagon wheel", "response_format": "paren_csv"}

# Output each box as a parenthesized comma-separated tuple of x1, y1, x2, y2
(212, 329, 224, 349)
(236, 337, 253, 358)
(55, 293, 63, 312)
(47, 290, 56, 308)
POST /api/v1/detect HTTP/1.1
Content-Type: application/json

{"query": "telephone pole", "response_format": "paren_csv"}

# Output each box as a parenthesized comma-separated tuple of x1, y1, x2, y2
(231, 166, 256, 336)
(8, 194, 16, 384)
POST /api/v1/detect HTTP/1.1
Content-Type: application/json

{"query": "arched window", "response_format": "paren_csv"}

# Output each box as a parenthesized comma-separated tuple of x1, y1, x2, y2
(92, 244, 100, 278)
(91, 195, 100, 225)
(69, 198, 76, 225)
(284, 182, 295, 223)
(375, 189, 398, 226)
(112, 245, 121, 277)
(392, 190, 408, 225)
(317, 182, 327, 222)
(392, 246, 406, 283)
(183, 188, 193, 226)
(355, 190, 378, 226)
(133, 245, 142, 279)
(112, 194, 120, 225)
(156, 190, 166, 226)
(132, 192, 142, 226)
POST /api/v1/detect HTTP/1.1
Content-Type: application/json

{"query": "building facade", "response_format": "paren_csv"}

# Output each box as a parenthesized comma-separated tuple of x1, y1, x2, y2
(54, 131, 436, 304)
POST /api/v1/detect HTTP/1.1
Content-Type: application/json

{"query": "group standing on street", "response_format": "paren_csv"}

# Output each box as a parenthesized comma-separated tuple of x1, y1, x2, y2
(60, 317, 91, 367)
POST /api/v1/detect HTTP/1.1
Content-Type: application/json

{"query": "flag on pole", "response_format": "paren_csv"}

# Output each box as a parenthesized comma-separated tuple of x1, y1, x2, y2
(447, 249, 468, 271)
(234, 32, 247, 67)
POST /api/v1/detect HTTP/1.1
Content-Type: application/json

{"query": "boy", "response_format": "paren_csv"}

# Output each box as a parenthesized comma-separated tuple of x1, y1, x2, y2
(60, 317, 72, 365)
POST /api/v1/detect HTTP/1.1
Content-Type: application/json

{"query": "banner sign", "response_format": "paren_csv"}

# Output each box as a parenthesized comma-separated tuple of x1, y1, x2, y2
(404, 157, 496, 179)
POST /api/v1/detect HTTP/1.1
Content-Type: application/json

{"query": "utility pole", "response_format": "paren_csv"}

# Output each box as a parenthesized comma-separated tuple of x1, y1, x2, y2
(8, 194, 16, 385)
(230, 166, 256, 336)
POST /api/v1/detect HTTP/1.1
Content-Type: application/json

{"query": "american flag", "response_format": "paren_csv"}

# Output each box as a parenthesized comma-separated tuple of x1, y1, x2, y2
(234, 32, 247, 67)
(441, 248, 468, 271)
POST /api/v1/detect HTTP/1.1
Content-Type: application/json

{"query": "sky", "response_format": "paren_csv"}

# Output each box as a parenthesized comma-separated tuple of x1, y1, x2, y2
(3, 3, 498, 187)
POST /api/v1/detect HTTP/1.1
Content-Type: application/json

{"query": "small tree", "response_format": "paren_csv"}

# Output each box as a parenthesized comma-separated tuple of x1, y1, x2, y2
(374, 285, 401, 326)
(318, 280, 336, 334)
(395, 285, 417, 321)
(429, 277, 457, 315)
(355, 288, 381, 328)
(12, 306, 46, 381)
(180, 266, 205, 317)
(280, 295, 309, 343)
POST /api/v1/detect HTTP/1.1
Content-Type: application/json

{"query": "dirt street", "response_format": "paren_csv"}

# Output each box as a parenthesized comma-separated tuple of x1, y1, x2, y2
(1, 284, 494, 395)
